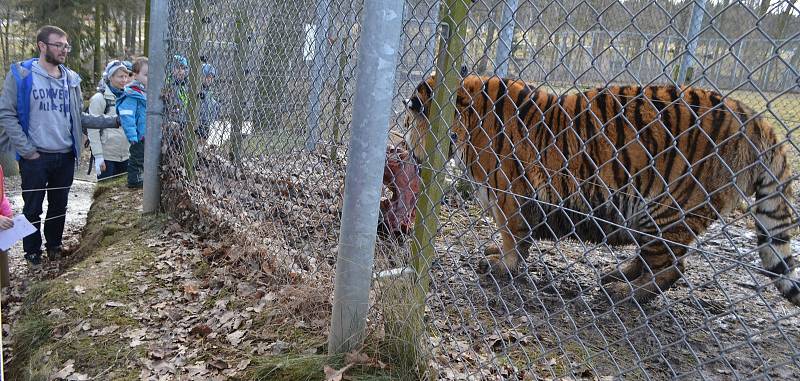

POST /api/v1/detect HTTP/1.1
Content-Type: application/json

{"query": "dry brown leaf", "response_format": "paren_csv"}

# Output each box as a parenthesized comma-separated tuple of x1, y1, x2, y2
(98, 325, 119, 336)
(208, 358, 228, 370)
(190, 324, 212, 337)
(323, 364, 353, 381)
(344, 351, 372, 365)
(236, 359, 251, 371)
(226, 330, 246, 346)
(183, 282, 200, 298)
(149, 347, 166, 360)
(49, 359, 75, 380)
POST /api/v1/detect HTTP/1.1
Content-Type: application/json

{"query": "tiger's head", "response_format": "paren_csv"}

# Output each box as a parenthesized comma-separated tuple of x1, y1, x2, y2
(403, 70, 481, 165)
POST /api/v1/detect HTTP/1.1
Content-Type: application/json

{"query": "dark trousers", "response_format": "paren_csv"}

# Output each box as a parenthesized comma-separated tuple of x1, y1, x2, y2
(19, 152, 75, 255)
(98, 159, 129, 180)
(127, 141, 144, 186)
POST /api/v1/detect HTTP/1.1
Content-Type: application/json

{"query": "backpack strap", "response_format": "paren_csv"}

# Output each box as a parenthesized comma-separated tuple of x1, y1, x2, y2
(11, 58, 37, 160)
(104, 97, 115, 115)
(11, 58, 36, 137)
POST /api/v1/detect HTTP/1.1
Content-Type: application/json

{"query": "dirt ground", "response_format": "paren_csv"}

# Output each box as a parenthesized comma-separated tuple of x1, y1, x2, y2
(412, 202, 800, 380)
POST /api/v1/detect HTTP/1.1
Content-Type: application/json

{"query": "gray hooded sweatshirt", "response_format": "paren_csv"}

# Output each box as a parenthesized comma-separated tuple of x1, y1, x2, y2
(0, 59, 119, 163)
(27, 61, 74, 153)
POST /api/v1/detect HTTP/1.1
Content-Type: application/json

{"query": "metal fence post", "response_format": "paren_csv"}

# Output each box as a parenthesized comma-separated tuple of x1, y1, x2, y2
(305, 0, 331, 152)
(494, 0, 518, 78)
(327, 0, 404, 354)
(677, 0, 706, 85)
(143, 0, 169, 213)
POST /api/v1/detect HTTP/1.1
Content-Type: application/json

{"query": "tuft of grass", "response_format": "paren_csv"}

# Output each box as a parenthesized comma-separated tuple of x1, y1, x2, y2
(246, 354, 396, 381)
(193, 259, 211, 278)
(248, 354, 328, 381)
(6, 181, 158, 379)
(12, 316, 53, 368)
(374, 276, 431, 381)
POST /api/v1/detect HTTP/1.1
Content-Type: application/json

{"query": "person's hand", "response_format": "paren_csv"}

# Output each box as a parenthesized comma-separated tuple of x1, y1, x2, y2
(24, 151, 40, 160)
(160, 87, 174, 101)
(0, 216, 14, 230)
(95, 156, 106, 174)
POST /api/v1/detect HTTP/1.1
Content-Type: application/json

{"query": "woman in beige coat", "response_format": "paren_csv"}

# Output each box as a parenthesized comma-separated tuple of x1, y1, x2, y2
(87, 60, 132, 179)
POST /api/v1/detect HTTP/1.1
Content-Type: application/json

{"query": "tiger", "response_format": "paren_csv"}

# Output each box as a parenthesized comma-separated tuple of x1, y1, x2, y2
(404, 73, 799, 305)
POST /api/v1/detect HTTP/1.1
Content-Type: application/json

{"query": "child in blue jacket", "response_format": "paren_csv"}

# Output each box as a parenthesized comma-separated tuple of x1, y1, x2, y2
(117, 57, 148, 188)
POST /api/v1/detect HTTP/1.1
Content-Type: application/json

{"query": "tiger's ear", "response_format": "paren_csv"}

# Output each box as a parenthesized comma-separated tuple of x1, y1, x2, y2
(405, 97, 424, 113)
(459, 65, 468, 78)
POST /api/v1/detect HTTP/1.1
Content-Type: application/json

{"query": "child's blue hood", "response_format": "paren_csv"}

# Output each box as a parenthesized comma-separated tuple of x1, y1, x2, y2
(122, 80, 147, 100)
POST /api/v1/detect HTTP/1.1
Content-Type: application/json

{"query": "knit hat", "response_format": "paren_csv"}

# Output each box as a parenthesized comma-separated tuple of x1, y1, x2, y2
(104, 60, 131, 79)
(173, 54, 188, 69)
(202, 63, 216, 78)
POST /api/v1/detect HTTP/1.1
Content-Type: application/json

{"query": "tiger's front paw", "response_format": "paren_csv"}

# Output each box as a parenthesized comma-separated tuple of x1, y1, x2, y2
(483, 245, 501, 256)
(603, 279, 658, 305)
(477, 254, 516, 279)
(600, 258, 643, 285)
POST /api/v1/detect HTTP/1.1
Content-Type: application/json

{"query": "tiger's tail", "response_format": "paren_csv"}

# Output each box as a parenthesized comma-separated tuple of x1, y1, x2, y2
(744, 115, 799, 305)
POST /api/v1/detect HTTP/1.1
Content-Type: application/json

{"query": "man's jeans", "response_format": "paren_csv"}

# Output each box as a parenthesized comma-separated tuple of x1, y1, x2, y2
(19, 152, 75, 255)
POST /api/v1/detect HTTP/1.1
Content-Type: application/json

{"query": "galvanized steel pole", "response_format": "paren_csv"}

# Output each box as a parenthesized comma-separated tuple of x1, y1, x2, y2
(328, 0, 404, 354)
(494, 0, 518, 78)
(677, 0, 706, 85)
(142, 0, 168, 213)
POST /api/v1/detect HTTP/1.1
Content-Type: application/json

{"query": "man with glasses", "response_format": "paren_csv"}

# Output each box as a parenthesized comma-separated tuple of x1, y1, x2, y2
(0, 25, 120, 267)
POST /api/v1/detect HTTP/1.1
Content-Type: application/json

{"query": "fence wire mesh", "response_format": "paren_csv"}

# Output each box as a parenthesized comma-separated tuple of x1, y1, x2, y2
(160, 0, 800, 379)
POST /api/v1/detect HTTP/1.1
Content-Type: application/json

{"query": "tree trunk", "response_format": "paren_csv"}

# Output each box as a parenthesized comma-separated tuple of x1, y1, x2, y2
(475, 10, 498, 75)
(125, 11, 132, 55)
(2, 4, 10, 72)
(114, 11, 123, 56)
(144, 0, 151, 55)
(768, 1, 797, 87)
(93, 5, 102, 85)
(130, 12, 136, 54)
(758, 0, 771, 18)
(103, 4, 110, 56)
(72, 14, 83, 90)
(137, 13, 142, 54)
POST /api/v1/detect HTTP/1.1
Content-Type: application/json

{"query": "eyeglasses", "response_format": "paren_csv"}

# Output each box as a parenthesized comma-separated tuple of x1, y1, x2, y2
(44, 42, 72, 52)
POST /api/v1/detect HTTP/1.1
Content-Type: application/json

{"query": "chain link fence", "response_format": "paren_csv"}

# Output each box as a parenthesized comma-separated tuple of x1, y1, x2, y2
(156, 0, 800, 379)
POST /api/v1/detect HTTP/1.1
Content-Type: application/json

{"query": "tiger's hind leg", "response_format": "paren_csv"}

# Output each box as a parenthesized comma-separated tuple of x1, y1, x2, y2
(477, 194, 532, 279)
(604, 214, 712, 304)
